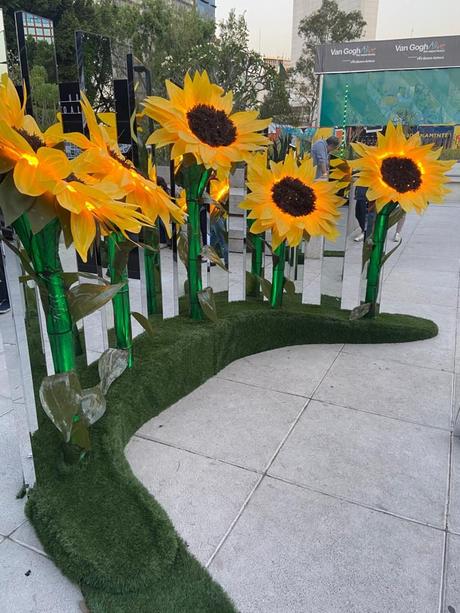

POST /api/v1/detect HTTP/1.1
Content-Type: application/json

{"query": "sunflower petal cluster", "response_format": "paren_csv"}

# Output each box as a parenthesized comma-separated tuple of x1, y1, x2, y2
(0, 75, 148, 261)
(143, 71, 270, 175)
(350, 122, 455, 213)
(66, 93, 184, 232)
(241, 152, 345, 249)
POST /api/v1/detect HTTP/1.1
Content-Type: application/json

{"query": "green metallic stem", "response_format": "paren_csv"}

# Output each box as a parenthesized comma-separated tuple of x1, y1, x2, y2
(107, 232, 133, 367)
(365, 202, 398, 317)
(13, 215, 75, 373)
(182, 164, 212, 320)
(144, 226, 161, 315)
(247, 220, 265, 298)
(271, 241, 286, 308)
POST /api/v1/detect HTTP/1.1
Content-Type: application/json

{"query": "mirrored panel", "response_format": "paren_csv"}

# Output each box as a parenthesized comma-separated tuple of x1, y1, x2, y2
(76, 30, 113, 112)
(15, 11, 59, 126)
(0, 9, 8, 76)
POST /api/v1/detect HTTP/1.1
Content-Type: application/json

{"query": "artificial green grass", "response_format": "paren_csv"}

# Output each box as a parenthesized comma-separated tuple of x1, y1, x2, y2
(26, 293, 437, 612)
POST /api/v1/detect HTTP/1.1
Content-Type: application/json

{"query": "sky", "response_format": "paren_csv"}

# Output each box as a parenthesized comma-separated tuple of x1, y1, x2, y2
(215, 0, 460, 59)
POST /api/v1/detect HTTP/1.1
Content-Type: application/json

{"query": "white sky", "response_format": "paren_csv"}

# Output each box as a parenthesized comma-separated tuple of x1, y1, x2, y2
(215, 0, 460, 59)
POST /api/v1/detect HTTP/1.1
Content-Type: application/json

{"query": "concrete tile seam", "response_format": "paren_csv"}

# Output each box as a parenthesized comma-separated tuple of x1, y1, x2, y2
(133, 434, 263, 476)
(214, 374, 313, 400)
(340, 348, 456, 375)
(205, 345, 347, 568)
(311, 396, 454, 434)
(263, 473, 448, 533)
(7, 534, 49, 559)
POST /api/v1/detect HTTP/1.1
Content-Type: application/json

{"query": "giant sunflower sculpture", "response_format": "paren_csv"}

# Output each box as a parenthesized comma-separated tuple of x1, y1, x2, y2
(142, 71, 270, 174)
(67, 93, 184, 230)
(241, 151, 345, 249)
(351, 122, 454, 213)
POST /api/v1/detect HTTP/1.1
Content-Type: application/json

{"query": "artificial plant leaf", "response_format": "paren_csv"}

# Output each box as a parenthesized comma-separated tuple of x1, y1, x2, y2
(27, 194, 57, 234)
(60, 271, 101, 291)
(350, 303, 372, 321)
(256, 275, 273, 300)
(184, 278, 189, 296)
(131, 311, 155, 339)
(382, 239, 402, 265)
(361, 238, 374, 272)
(55, 205, 73, 248)
(283, 277, 296, 295)
(197, 287, 218, 322)
(201, 244, 228, 271)
(0, 172, 35, 225)
(98, 348, 129, 395)
(39, 371, 82, 443)
(1, 236, 37, 279)
(70, 417, 91, 450)
(177, 232, 189, 267)
(388, 207, 405, 229)
(111, 239, 136, 278)
(80, 384, 106, 426)
(246, 271, 258, 295)
(67, 282, 126, 322)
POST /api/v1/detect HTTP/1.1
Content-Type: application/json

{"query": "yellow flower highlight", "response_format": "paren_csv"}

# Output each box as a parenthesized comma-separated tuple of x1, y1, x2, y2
(53, 179, 147, 262)
(143, 71, 270, 174)
(241, 152, 345, 249)
(350, 122, 455, 213)
(67, 93, 184, 232)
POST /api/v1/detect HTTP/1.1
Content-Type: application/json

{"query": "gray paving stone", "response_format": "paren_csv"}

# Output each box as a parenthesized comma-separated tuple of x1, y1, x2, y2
(270, 400, 450, 526)
(314, 352, 453, 429)
(0, 393, 12, 418)
(10, 520, 46, 556)
(138, 377, 306, 471)
(126, 437, 259, 564)
(210, 477, 444, 613)
(0, 539, 82, 613)
(0, 411, 26, 536)
(449, 437, 460, 535)
(345, 303, 456, 372)
(382, 280, 458, 309)
(217, 344, 342, 398)
(445, 534, 460, 613)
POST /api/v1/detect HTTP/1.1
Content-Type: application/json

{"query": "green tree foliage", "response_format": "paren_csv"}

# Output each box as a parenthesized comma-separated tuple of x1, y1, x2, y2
(294, 0, 366, 123)
(260, 65, 299, 126)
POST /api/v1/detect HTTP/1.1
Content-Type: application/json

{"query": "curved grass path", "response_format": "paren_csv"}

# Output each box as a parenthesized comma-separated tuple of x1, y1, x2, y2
(26, 294, 437, 612)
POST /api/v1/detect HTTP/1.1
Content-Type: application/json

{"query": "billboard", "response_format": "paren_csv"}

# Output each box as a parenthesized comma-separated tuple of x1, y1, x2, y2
(320, 68, 460, 127)
(316, 35, 460, 74)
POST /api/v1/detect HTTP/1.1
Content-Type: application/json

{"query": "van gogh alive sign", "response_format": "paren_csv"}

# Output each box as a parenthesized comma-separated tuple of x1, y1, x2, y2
(315, 35, 460, 74)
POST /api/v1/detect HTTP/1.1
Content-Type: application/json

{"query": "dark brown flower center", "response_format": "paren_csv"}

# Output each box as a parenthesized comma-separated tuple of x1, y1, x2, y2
(187, 104, 237, 147)
(380, 156, 422, 193)
(15, 128, 45, 152)
(271, 177, 316, 217)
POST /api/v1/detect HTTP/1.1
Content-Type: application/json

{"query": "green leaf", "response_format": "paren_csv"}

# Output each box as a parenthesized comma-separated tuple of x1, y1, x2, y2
(361, 237, 374, 272)
(255, 275, 273, 300)
(0, 172, 35, 225)
(388, 207, 405, 229)
(350, 303, 372, 321)
(201, 244, 228, 271)
(283, 277, 296, 295)
(111, 239, 136, 278)
(382, 239, 402, 266)
(98, 348, 129, 395)
(1, 237, 37, 278)
(177, 232, 189, 267)
(27, 195, 57, 234)
(131, 311, 156, 339)
(197, 287, 218, 322)
(80, 384, 106, 426)
(246, 271, 258, 295)
(67, 282, 126, 322)
(70, 418, 91, 451)
(39, 371, 82, 443)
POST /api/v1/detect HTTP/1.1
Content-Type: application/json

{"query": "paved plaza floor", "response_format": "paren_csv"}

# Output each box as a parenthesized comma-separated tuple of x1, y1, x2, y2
(1, 201, 460, 611)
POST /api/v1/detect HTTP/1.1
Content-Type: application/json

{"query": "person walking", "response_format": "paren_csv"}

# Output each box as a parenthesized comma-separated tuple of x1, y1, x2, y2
(311, 135, 340, 179)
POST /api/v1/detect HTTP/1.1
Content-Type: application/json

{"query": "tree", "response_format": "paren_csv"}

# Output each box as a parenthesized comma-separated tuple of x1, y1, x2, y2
(260, 65, 299, 126)
(210, 11, 274, 110)
(293, 0, 366, 124)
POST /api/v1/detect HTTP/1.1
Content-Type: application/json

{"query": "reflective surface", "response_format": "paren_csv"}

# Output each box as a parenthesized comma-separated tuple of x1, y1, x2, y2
(15, 11, 59, 126)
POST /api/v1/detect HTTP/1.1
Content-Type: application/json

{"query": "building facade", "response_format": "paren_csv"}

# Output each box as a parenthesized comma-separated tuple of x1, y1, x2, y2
(291, 0, 379, 64)
(172, 0, 216, 19)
